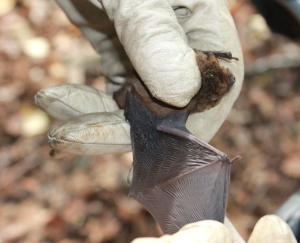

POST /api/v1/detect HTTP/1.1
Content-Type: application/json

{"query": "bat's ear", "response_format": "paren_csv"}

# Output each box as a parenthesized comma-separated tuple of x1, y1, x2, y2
(207, 94, 220, 102)
(227, 73, 236, 91)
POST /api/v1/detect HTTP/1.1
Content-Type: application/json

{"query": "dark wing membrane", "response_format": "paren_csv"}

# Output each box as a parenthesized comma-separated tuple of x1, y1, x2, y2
(125, 89, 227, 196)
(205, 155, 232, 222)
(133, 160, 231, 234)
(125, 88, 232, 234)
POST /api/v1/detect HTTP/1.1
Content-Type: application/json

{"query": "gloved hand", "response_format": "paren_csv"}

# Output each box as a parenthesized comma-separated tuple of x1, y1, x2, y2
(35, 0, 244, 155)
(130, 215, 297, 243)
(34, 2, 294, 242)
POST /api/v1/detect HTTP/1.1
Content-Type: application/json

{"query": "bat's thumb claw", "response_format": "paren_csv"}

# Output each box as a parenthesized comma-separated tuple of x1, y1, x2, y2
(230, 156, 241, 163)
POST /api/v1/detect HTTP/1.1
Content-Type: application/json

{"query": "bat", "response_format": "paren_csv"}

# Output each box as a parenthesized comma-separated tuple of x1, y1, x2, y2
(113, 50, 239, 234)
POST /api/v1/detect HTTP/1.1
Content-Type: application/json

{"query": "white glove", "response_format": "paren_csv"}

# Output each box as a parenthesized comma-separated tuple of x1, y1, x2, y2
(131, 215, 297, 243)
(35, 0, 244, 155)
(35, 84, 132, 154)
(35, 3, 292, 243)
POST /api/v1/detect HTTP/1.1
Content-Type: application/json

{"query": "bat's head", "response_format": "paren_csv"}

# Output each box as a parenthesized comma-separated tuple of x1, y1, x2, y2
(188, 51, 236, 113)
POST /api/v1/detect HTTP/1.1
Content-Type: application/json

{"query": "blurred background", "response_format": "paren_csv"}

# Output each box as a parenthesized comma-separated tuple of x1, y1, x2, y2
(0, 0, 300, 242)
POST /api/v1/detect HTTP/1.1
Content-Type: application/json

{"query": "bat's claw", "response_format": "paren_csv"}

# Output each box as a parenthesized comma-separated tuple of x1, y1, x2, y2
(230, 155, 241, 163)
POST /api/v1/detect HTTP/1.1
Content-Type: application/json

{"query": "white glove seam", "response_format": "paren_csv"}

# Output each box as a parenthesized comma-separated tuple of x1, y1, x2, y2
(53, 121, 128, 134)
(50, 138, 130, 146)
(38, 95, 117, 115)
(38, 96, 85, 115)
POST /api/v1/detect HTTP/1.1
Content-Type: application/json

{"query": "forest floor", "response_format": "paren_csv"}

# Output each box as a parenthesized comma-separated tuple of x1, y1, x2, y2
(0, 0, 300, 242)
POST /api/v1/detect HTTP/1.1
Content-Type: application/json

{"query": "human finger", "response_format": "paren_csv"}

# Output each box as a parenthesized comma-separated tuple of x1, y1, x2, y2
(101, 0, 201, 107)
(248, 215, 297, 243)
(48, 110, 131, 155)
(131, 220, 234, 243)
(34, 84, 119, 121)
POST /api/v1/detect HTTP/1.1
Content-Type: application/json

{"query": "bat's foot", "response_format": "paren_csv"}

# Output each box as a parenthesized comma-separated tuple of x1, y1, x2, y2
(197, 50, 239, 61)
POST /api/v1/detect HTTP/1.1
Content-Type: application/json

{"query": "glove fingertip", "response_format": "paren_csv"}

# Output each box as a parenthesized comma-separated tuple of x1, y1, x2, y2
(248, 215, 297, 243)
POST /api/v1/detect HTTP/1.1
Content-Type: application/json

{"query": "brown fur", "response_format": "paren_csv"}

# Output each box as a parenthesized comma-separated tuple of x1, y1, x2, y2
(113, 50, 235, 116)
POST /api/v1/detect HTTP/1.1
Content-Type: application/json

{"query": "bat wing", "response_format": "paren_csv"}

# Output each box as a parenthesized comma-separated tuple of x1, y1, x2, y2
(125, 88, 233, 234)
